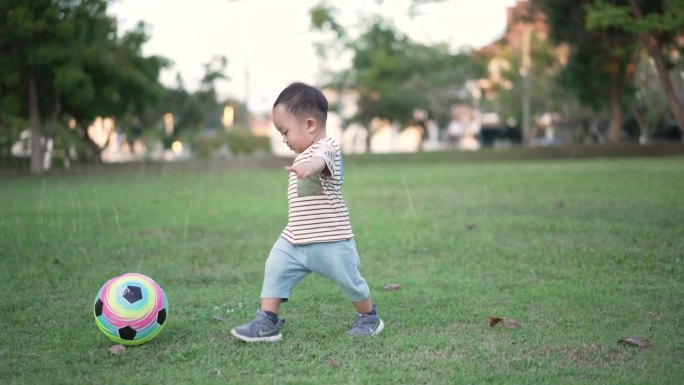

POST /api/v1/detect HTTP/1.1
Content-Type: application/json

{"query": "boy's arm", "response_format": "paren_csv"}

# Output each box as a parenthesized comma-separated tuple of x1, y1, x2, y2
(285, 156, 328, 179)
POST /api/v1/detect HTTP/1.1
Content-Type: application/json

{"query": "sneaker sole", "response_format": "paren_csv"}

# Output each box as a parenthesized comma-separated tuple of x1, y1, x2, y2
(371, 319, 385, 336)
(230, 329, 282, 342)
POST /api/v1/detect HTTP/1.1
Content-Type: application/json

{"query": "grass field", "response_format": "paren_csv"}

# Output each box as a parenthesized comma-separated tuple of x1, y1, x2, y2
(1, 151, 683, 384)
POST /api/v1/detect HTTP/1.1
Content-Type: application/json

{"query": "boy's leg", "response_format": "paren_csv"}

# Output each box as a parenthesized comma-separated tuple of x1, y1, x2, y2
(305, 239, 371, 303)
(304, 239, 384, 337)
(261, 298, 282, 314)
(352, 296, 373, 315)
(230, 309, 284, 342)
(347, 297, 384, 337)
(230, 238, 308, 342)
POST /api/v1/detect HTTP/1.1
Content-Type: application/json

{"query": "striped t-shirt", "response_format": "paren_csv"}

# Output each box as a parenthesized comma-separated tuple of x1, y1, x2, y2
(281, 137, 353, 244)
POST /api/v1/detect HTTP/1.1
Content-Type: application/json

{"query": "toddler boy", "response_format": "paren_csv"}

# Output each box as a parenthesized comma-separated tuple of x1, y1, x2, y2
(230, 82, 384, 342)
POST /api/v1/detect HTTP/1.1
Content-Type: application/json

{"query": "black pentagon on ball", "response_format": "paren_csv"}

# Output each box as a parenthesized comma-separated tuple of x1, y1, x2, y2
(157, 308, 167, 325)
(122, 285, 143, 304)
(94, 299, 103, 316)
(118, 326, 137, 340)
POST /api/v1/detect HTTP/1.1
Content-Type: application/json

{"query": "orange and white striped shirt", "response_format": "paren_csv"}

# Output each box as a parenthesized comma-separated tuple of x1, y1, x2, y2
(281, 137, 353, 245)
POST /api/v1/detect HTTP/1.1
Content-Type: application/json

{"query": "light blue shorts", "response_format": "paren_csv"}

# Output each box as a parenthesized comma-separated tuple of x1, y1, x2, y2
(261, 237, 370, 303)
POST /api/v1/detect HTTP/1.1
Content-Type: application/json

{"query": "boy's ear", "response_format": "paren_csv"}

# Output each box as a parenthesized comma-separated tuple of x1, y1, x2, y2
(305, 117, 317, 132)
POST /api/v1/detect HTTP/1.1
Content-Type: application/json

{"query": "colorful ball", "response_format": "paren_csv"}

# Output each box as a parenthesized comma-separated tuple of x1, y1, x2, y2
(94, 273, 168, 346)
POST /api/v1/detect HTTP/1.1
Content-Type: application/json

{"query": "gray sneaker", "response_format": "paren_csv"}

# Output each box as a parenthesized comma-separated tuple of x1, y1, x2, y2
(230, 310, 284, 342)
(347, 306, 384, 337)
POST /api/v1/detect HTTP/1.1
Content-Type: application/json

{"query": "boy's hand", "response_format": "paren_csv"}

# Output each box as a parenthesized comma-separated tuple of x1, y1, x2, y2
(285, 163, 315, 179)
(285, 157, 326, 179)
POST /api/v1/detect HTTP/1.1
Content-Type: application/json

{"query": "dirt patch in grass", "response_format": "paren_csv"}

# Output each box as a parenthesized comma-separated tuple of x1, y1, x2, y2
(525, 343, 647, 369)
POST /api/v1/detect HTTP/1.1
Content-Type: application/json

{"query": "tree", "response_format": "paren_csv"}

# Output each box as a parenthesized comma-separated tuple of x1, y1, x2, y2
(311, 4, 485, 149)
(160, 57, 230, 139)
(1, 0, 66, 173)
(585, 0, 684, 140)
(533, 0, 638, 142)
(194, 55, 230, 131)
(64, 19, 167, 163)
(0, 0, 167, 173)
(480, 29, 580, 144)
(349, 19, 484, 127)
(628, 51, 673, 141)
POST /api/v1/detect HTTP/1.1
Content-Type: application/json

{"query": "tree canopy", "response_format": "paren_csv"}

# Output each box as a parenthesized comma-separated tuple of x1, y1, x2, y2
(0, 0, 168, 173)
(584, 0, 684, 139)
(311, 3, 485, 147)
(533, 0, 641, 142)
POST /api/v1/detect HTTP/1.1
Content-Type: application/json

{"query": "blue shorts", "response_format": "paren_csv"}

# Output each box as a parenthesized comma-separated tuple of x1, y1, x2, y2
(261, 237, 370, 302)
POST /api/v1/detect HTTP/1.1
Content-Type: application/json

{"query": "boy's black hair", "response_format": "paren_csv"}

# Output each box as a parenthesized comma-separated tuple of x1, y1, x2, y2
(273, 82, 328, 125)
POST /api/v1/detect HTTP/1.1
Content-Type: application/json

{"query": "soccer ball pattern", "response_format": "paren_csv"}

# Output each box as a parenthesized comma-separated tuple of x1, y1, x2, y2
(94, 273, 168, 345)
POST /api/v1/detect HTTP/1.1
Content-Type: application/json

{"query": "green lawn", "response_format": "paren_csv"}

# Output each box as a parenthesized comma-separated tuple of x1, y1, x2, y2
(1, 153, 683, 384)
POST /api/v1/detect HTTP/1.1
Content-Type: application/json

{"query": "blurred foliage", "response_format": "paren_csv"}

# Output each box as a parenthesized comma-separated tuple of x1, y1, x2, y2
(532, 0, 638, 142)
(189, 133, 223, 159)
(151, 59, 254, 154)
(0, 0, 168, 171)
(225, 131, 271, 155)
(584, 0, 684, 138)
(189, 130, 270, 158)
(350, 18, 486, 128)
(585, 0, 684, 37)
(0, 115, 25, 164)
(480, 31, 583, 138)
(533, 0, 684, 141)
(310, 2, 345, 39)
(3, 0, 683, 172)
(627, 51, 678, 139)
(312, 0, 682, 144)
(311, 4, 486, 132)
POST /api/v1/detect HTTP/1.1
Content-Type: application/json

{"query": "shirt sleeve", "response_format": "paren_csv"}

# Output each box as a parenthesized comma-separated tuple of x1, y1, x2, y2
(312, 140, 337, 177)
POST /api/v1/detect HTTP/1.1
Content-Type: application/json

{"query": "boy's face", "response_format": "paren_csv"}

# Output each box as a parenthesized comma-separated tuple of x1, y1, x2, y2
(273, 104, 320, 154)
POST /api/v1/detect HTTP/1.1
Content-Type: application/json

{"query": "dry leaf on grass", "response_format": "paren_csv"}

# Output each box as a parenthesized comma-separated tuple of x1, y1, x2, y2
(488, 316, 503, 327)
(489, 316, 523, 329)
(329, 358, 342, 367)
(466, 223, 477, 230)
(212, 315, 229, 322)
(108, 344, 126, 355)
(503, 318, 523, 329)
(489, 316, 503, 327)
(384, 284, 401, 291)
(619, 337, 650, 349)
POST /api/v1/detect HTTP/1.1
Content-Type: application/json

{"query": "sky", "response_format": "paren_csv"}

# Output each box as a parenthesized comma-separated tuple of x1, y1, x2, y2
(108, 0, 518, 114)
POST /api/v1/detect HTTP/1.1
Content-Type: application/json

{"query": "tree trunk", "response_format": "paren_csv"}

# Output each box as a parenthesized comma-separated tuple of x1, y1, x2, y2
(628, 0, 684, 140)
(28, 69, 44, 174)
(365, 126, 372, 153)
(45, 91, 61, 145)
(641, 35, 684, 140)
(631, 104, 649, 144)
(608, 68, 624, 143)
(362, 113, 373, 153)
